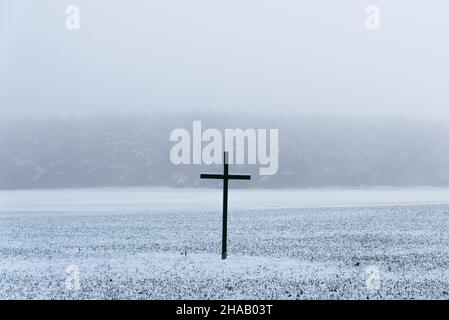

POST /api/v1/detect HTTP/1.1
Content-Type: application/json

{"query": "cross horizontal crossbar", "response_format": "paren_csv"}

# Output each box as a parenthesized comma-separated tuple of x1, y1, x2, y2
(200, 173, 251, 180)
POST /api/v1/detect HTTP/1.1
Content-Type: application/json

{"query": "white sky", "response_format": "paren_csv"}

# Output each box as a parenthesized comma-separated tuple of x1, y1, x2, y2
(0, 0, 448, 118)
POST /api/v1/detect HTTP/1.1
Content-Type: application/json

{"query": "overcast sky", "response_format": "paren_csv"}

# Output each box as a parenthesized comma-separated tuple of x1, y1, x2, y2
(0, 0, 448, 118)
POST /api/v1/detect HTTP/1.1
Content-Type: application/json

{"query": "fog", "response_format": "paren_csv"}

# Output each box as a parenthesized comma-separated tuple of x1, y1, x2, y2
(1, 0, 448, 118)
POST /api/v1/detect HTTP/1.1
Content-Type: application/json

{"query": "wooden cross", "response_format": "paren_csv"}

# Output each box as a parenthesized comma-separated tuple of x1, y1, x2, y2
(200, 152, 251, 260)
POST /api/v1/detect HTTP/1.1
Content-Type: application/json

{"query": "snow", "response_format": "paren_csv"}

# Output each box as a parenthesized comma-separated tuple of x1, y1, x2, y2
(1, 187, 449, 213)
(1, 187, 449, 299)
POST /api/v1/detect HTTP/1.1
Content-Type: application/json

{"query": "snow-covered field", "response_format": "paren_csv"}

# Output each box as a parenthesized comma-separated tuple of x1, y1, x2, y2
(1, 187, 449, 299)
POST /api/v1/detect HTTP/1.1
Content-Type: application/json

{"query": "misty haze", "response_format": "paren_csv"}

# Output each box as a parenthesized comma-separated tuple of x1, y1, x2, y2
(1, 113, 449, 189)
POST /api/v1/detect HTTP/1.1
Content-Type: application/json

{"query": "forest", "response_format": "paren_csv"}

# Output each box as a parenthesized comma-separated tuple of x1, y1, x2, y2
(1, 112, 449, 189)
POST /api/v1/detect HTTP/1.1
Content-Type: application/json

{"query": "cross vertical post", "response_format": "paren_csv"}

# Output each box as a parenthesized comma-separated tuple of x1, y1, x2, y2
(200, 151, 251, 260)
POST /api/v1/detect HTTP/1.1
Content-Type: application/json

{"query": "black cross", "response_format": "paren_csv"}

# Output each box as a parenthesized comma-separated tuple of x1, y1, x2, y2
(200, 151, 251, 259)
